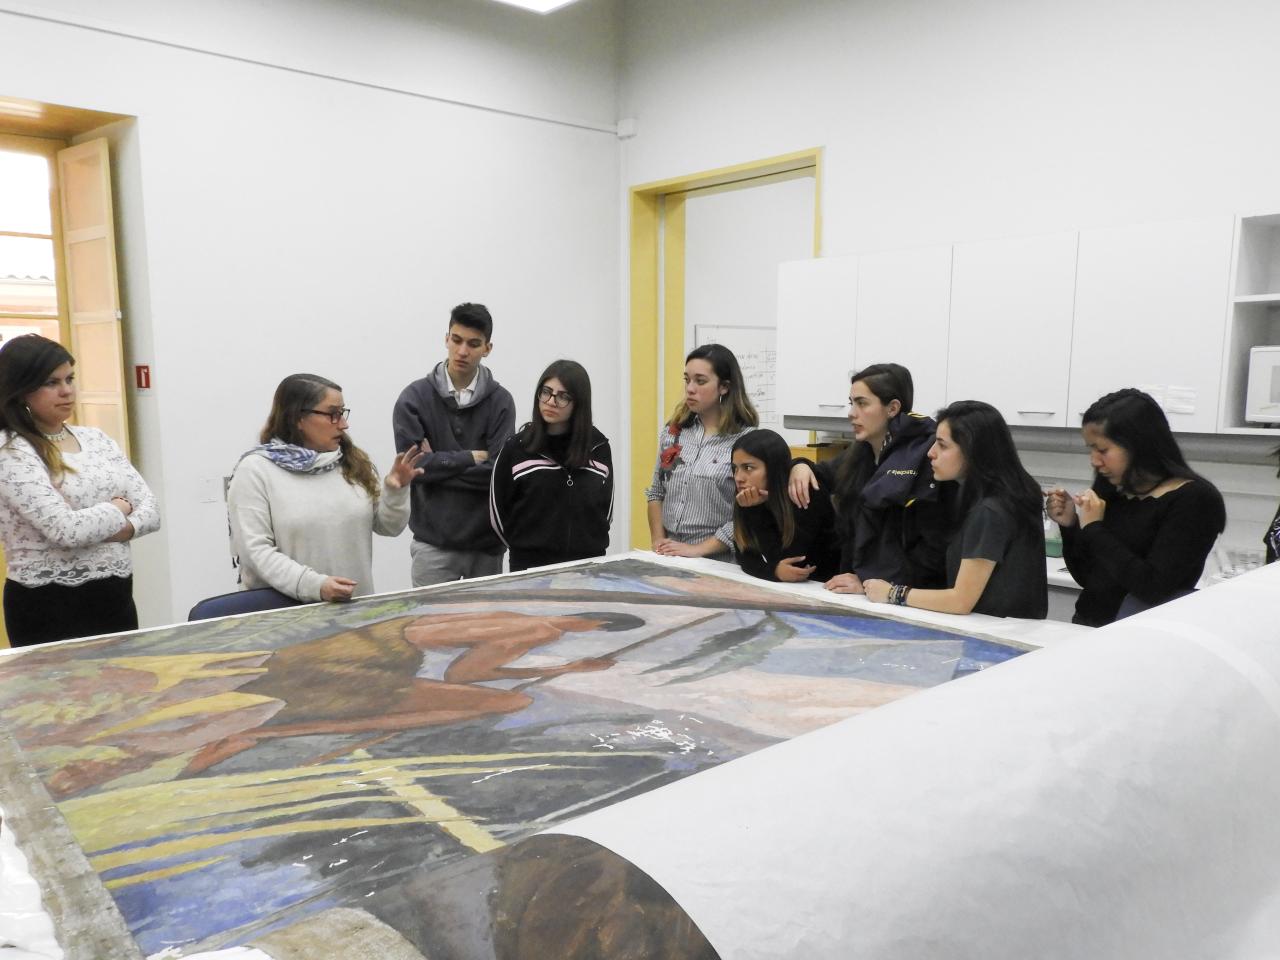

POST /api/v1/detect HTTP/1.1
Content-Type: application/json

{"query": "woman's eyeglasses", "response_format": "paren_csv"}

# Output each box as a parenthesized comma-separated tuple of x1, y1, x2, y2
(538, 386, 574, 408)
(304, 408, 350, 424)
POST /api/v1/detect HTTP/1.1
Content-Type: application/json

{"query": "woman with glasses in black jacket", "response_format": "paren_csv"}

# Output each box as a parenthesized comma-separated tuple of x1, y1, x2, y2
(490, 360, 613, 572)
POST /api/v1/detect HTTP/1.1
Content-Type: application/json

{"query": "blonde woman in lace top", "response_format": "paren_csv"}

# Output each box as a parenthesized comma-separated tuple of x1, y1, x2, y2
(0, 335, 160, 647)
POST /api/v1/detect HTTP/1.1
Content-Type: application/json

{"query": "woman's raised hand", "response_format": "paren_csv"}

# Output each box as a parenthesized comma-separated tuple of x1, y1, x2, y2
(386, 443, 427, 489)
(1044, 487, 1076, 528)
(788, 463, 819, 509)
(735, 486, 769, 508)
(1074, 489, 1106, 527)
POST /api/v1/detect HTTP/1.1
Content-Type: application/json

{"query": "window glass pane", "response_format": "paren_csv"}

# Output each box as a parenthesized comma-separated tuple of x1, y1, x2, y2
(0, 235, 57, 315)
(0, 150, 52, 235)
(0, 322, 47, 347)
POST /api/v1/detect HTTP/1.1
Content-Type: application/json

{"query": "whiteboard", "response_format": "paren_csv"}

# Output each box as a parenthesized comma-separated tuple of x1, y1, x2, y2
(695, 324, 777, 431)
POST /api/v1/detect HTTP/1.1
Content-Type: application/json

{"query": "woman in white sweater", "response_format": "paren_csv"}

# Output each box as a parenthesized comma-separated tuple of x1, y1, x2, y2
(0, 335, 160, 647)
(228, 373, 424, 603)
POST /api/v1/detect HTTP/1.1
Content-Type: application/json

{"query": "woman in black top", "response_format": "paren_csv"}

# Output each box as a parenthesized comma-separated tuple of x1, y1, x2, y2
(731, 429, 839, 582)
(864, 401, 1047, 618)
(489, 360, 612, 572)
(1045, 388, 1225, 627)
(788, 363, 951, 594)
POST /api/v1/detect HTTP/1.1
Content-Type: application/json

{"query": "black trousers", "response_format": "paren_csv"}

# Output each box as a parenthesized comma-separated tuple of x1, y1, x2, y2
(4, 575, 137, 648)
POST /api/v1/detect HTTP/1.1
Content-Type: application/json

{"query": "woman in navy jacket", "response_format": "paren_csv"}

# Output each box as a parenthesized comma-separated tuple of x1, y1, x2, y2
(788, 362, 952, 594)
(490, 360, 612, 572)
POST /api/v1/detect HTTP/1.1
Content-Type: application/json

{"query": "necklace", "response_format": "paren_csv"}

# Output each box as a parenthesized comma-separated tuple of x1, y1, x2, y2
(41, 427, 68, 442)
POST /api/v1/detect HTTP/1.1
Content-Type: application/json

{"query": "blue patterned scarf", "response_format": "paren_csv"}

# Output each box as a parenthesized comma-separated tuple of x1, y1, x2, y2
(241, 440, 343, 474)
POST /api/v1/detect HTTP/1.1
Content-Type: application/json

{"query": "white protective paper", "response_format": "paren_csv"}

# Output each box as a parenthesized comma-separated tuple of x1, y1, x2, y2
(551, 563, 1280, 960)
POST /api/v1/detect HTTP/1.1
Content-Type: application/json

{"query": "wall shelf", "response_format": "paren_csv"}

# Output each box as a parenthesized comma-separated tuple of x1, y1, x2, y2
(1222, 214, 1280, 430)
(1222, 426, 1280, 437)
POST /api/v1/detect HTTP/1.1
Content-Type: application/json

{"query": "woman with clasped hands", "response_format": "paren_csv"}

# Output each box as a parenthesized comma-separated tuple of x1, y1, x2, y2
(0, 335, 160, 647)
(228, 373, 425, 602)
(1044, 388, 1224, 627)
(646, 344, 759, 560)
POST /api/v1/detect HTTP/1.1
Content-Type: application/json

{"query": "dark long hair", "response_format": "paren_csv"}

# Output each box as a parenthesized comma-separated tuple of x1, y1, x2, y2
(0, 334, 77, 477)
(831, 363, 915, 527)
(519, 359, 594, 468)
(732, 429, 797, 552)
(261, 373, 379, 500)
(666, 343, 759, 434)
(1081, 388, 1202, 495)
(936, 400, 1043, 535)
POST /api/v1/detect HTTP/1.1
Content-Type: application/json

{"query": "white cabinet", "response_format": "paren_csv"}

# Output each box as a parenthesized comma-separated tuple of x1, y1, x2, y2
(1220, 213, 1280, 433)
(776, 256, 857, 442)
(1068, 216, 1233, 434)
(853, 245, 952, 417)
(947, 231, 1078, 426)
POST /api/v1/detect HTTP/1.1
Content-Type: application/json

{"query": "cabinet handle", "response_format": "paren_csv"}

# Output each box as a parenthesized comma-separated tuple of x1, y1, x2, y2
(1016, 410, 1056, 416)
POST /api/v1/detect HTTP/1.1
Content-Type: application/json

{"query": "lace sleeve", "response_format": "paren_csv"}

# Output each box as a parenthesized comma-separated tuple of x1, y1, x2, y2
(0, 441, 127, 548)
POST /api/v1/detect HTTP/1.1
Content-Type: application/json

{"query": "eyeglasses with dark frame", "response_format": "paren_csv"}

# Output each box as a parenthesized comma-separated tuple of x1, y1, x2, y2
(538, 386, 575, 408)
(304, 407, 351, 424)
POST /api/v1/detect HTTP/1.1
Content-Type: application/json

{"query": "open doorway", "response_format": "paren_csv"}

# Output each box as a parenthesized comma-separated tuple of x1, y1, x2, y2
(627, 149, 823, 547)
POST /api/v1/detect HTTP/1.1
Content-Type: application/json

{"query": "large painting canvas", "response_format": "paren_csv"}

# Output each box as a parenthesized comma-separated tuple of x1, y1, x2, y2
(0, 558, 1030, 959)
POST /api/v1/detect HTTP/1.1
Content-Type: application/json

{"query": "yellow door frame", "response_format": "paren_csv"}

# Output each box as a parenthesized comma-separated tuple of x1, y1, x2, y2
(627, 147, 824, 547)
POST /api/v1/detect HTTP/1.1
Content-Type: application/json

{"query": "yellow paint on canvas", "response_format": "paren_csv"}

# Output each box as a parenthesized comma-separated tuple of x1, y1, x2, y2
(29, 743, 130, 769)
(356, 748, 505, 854)
(90, 816, 427, 872)
(90, 691, 280, 739)
(61, 755, 600, 855)
(104, 857, 227, 890)
(5, 687, 134, 728)
(106, 651, 271, 691)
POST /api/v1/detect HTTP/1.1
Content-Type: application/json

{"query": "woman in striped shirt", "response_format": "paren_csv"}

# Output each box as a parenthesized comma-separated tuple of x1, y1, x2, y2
(646, 344, 759, 559)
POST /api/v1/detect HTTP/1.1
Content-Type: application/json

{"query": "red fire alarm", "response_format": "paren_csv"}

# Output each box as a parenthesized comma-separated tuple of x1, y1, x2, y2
(135, 364, 152, 390)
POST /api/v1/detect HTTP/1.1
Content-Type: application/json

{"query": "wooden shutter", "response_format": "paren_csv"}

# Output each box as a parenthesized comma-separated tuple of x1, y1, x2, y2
(57, 138, 129, 455)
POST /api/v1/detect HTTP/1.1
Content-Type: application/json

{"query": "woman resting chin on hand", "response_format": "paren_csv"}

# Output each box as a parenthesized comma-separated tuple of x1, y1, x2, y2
(729, 428, 838, 584)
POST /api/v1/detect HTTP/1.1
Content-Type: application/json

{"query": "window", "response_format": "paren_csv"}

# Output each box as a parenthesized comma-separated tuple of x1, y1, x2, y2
(0, 135, 64, 346)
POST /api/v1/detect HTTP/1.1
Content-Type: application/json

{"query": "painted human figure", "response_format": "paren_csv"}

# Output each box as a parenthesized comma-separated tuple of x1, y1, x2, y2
(182, 609, 643, 773)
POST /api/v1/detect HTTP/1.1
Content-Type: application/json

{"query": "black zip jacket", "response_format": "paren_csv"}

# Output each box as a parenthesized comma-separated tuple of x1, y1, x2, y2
(489, 426, 613, 571)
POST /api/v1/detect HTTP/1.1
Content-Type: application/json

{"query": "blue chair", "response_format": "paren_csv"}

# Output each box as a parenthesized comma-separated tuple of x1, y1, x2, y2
(188, 587, 303, 622)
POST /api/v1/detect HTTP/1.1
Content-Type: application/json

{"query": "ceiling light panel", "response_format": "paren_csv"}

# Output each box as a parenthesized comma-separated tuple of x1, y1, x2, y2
(489, 0, 582, 13)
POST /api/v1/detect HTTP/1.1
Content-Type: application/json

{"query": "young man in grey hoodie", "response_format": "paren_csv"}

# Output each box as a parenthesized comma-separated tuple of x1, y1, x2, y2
(393, 303, 516, 586)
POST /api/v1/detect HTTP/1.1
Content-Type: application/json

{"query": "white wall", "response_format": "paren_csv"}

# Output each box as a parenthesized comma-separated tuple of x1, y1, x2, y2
(683, 174, 815, 437)
(0, 0, 622, 625)
(620, 0, 1280, 252)
(619, 0, 1280, 549)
